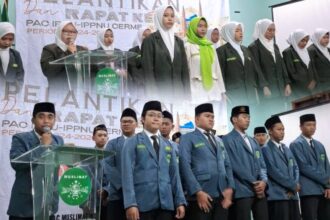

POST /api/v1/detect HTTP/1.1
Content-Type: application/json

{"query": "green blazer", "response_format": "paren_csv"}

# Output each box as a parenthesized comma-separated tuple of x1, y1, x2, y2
(217, 43, 260, 105)
(40, 43, 87, 92)
(141, 31, 191, 101)
(248, 39, 290, 100)
(282, 46, 318, 98)
(308, 44, 330, 91)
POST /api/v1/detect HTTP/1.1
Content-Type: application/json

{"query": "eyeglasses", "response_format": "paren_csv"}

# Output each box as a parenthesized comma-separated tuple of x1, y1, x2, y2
(62, 30, 78, 35)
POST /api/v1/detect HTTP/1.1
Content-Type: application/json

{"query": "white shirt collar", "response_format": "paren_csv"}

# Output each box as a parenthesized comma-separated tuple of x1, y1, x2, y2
(197, 127, 208, 134)
(302, 135, 312, 143)
(144, 129, 160, 145)
(95, 145, 105, 150)
(144, 129, 160, 137)
(271, 140, 281, 148)
(235, 129, 247, 138)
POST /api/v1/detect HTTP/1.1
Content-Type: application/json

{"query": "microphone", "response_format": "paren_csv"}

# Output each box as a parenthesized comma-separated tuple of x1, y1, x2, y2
(42, 126, 51, 134)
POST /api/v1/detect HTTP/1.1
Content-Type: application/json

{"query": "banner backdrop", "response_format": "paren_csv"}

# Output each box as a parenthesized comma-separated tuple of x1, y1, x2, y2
(0, 0, 229, 219)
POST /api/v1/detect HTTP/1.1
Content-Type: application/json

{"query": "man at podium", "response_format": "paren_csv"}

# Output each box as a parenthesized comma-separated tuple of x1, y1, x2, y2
(7, 102, 64, 220)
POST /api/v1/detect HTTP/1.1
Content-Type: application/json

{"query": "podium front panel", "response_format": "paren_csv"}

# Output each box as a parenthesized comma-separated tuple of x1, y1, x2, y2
(11, 145, 113, 220)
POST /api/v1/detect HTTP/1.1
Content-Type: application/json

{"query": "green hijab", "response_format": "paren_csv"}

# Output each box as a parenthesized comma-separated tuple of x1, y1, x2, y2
(187, 17, 214, 90)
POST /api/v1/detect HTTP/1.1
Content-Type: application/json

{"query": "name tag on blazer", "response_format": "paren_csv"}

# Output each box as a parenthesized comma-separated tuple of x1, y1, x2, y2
(165, 146, 172, 153)
(226, 57, 237, 62)
(166, 154, 172, 163)
(293, 59, 300, 63)
(289, 158, 294, 166)
(12, 63, 18, 68)
(255, 150, 261, 159)
(320, 154, 326, 161)
(137, 144, 146, 150)
(194, 142, 205, 148)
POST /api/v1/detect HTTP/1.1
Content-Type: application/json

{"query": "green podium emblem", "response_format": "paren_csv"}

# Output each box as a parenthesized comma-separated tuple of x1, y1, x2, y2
(95, 68, 120, 95)
(58, 167, 91, 206)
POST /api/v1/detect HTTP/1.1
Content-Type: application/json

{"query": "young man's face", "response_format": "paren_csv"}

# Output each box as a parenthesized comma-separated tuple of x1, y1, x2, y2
(195, 112, 214, 132)
(121, 116, 137, 137)
(92, 130, 108, 148)
(233, 113, 250, 131)
(32, 112, 56, 134)
(269, 123, 284, 143)
(142, 110, 162, 133)
(160, 118, 174, 138)
(254, 133, 268, 146)
(300, 121, 316, 138)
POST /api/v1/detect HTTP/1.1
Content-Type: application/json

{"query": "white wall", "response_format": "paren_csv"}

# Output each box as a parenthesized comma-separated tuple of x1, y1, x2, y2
(280, 102, 330, 156)
(273, 0, 330, 51)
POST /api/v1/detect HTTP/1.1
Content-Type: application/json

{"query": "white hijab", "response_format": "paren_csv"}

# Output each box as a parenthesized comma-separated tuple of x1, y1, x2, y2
(154, 5, 175, 61)
(55, 21, 77, 52)
(206, 26, 221, 49)
(97, 28, 114, 50)
(311, 28, 330, 62)
(0, 22, 15, 74)
(253, 19, 276, 61)
(221, 22, 245, 64)
(287, 29, 310, 66)
(132, 26, 151, 49)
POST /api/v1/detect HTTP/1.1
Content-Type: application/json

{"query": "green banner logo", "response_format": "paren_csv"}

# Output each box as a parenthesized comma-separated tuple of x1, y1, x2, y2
(95, 68, 120, 95)
(58, 168, 91, 206)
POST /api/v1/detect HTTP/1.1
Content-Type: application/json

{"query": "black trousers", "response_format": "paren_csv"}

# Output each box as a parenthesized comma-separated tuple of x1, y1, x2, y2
(301, 195, 330, 220)
(187, 198, 228, 220)
(107, 199, 126, 220)
(229, 197, 268, 220)
(268, 200, 300, 220)
(139, 209, 174, 220)
(100, 203, 107, 220)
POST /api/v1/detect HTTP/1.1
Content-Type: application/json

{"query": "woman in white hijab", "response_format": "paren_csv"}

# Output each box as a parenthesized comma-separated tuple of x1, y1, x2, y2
(40, 21, 87, 93)
(206, 26, 221, 49)
(248, 18, 291, 114)
(217, 22, 260, 107)
(282, 29, 317, 98)
(127, 26, 151, 96)
(96, 28, 115, 51)
(308, 28, 330, 92)
(141, 5, 190, 102)
(131, 26, 152, 49)
(0, 22, 24, 92)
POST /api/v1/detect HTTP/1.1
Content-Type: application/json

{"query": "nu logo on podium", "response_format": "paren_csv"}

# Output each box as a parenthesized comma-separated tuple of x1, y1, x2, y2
(58, 167, 92, 206)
